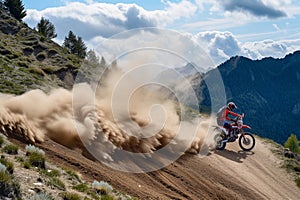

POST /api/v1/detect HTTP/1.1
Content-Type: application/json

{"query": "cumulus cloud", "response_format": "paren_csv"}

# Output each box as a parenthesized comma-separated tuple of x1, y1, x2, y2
(243, 39, 300, 59)
(24, 1, 197, 41)
(195, 31, 242, 65)
(196, 0, 288, 19)
(194, 31, 300, 66)
(222, 0, 287, 18)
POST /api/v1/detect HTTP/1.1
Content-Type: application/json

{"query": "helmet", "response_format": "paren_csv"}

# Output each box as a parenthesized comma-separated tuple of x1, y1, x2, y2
(227, 102, 237, 111)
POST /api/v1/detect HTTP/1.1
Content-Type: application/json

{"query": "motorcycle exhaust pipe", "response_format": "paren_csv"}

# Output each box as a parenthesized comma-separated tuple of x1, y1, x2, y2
(221, 140, 228, 144)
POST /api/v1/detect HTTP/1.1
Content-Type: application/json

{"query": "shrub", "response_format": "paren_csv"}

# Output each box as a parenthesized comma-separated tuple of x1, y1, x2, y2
(0, 157, 14, 174)
(26, 144, 45, 156)
(23, 161, 31, 169)
(47, 177, 65, 190)
(0, 163, 20, 199)
(73, 183, 88, 192)
(60, 192, 81, 200)
(284, 134, 300, 154)
(2, 144, 19, 155)
(15, 156, 24, 163)
(0, 163, 7, 173)
(296, 178, 300, 188)
(40, 169, 60, 178)
(29, 192, 54, 200)
(101, 195, 114, 200)
(92, 181, 113, 195)
(29, 151, 46, 169)
(65, 168, 81, 182)
(0, 135, 4, 147)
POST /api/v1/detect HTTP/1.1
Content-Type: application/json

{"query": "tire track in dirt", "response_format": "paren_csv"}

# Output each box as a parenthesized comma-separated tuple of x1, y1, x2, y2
(8, 136, 300, 200)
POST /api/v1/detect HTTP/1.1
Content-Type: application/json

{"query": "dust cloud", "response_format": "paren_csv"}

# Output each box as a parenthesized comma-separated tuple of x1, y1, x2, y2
(0, 66, 216, 165)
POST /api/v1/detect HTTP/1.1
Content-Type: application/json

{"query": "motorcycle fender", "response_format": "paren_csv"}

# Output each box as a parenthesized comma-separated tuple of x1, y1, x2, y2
(242, 125, 251, 129)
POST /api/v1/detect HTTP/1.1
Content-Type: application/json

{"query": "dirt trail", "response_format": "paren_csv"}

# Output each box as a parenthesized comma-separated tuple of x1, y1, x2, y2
(208, 140, 300, 199)
(10, 136, 300, 200)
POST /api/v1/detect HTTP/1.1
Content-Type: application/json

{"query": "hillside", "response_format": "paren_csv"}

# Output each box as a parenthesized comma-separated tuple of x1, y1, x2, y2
(197, 51, 300, 144)
(6, 131, 300, 200)
(0, 6, 299, 200)
(0, 134, 135, 199)
(0, 8, 81, 94)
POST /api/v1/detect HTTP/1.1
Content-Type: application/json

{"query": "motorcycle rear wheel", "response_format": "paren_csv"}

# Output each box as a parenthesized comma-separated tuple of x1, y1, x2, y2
(239, 132, 255, 151)
(213, 128, 227, 150)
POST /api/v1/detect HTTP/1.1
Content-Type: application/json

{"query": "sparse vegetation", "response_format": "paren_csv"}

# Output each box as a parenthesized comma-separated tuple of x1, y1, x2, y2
(284, 134, 300, 154)
(0, 156, 14, 174)
(73, 183, 88, 192)
(29, 192, 54, 200)
(40, 169, 60, 178)
(23, 161, 31, 169)
(92, 180, 113, 195)
(100, 194, 114, 200)
(2, 144, 19, 155)
(46, 177, 66, 191)
(64, 168, 81, 182)
(262, 136, 300, 189)
(0, 163, 20, 199)
(28, 151, 46, 169)
(26, 144, 45, 155)
(0, 135, 4, 147)
(60, 192, 81, 200)
(296, 178, 300, 188)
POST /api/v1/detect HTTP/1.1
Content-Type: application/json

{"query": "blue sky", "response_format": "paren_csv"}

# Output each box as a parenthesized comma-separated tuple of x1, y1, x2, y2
(22, 0, 300, 66)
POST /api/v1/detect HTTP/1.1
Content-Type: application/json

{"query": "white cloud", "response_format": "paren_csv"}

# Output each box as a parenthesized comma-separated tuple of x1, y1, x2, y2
(193, 31, 300, 66)
(24, 1, 197, 41)
(272, 23, 280, 31)
(243, 39, 300, 59)
(195, 31, 242, 65)
(88, 28, 213, 71)
(23, 1, 300, 68)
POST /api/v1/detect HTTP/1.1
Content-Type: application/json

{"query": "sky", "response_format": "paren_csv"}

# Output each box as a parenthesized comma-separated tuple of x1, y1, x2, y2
(22, 0, 300, 67)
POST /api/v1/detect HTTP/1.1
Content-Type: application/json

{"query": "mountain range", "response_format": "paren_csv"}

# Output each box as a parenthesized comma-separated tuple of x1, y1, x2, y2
(195, 51, 300, 144)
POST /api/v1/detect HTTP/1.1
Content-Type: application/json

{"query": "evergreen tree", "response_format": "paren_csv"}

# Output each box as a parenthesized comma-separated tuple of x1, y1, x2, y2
(284, 134, 300, 154)
(100, 56, 106, 66)
(37, 17, 57, 39)
(86, 49, 99, 65)
(4, 0, 26, 21)
(75, 37, 87, 59)
(63, 31, 77, 55)
(63, 31, 87, 59)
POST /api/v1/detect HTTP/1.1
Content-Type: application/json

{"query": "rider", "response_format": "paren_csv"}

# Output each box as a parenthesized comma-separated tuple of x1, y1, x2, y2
(216, 102, 240, 138)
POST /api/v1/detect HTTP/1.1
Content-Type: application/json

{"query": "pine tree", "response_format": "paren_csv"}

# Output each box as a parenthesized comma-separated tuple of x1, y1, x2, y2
(63, 31, 87, 59)
(4, 0, 26, 21)
(63, 31, 77, 54)
(75, 37, 87, 59)
(37, 17, 57, 39)
(100, 56, 106, 66)
(284, 134, 300, 154)
(86, 49, 99, 65)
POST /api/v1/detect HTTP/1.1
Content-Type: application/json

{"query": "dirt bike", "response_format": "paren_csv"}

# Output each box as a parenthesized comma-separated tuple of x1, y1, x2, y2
(213, 113, 255, 151)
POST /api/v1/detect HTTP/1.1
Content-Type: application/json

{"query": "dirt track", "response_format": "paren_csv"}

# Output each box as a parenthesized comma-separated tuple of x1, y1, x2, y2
(11, 136, 300, 200)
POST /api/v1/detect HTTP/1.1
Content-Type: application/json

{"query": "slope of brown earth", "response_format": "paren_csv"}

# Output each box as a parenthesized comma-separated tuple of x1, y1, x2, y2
(9, 137, 299, 200)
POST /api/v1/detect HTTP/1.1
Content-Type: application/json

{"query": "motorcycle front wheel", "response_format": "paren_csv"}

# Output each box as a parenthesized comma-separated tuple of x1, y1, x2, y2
(239, 132, 255, 151)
